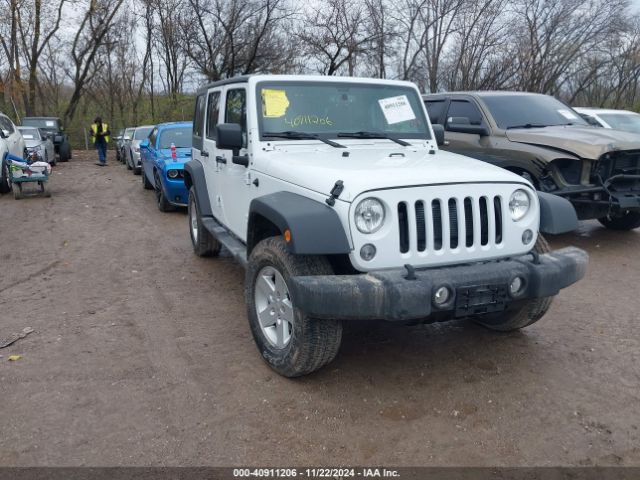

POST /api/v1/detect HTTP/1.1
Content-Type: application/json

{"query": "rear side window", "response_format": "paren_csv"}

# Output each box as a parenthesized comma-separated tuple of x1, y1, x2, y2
(446, 100, 484, 126)
(206, 91, 221, 140)
(425, 100, 446, 124)
(193, 94, 206, 150)
(193, 94, 206, 138)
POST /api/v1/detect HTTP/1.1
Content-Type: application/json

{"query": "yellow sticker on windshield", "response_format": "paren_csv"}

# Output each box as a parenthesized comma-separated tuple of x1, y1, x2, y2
(262, 89, 290, 118)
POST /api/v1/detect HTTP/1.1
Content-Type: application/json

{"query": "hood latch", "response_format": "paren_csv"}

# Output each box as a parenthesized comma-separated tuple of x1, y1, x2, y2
(326, 180, 344, 206)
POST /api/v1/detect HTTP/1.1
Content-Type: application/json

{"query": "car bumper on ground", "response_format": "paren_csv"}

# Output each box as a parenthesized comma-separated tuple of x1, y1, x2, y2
(289, 247, 588, 322)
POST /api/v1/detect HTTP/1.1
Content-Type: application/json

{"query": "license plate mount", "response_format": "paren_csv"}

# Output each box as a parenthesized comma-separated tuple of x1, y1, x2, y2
(455, 284, 508, 317)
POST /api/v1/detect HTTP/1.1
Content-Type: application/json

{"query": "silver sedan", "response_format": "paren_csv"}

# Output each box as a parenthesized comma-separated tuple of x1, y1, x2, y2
(126, 125, 154, 175)
(17, 126, 56, 165)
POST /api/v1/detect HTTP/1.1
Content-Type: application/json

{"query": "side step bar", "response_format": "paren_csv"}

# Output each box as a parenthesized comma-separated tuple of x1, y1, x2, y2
(201, 217, 248, 268)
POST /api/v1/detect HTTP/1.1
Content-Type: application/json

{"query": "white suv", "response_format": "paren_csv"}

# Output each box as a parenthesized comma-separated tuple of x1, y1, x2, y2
(0, 112, 26, 194)
(185, 75, 588, 377)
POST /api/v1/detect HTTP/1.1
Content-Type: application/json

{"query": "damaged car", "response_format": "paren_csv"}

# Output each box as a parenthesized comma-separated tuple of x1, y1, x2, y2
(423, 92, 640, 230)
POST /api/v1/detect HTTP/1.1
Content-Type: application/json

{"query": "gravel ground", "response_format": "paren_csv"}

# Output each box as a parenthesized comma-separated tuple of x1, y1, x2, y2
(0, 151, 639, 467)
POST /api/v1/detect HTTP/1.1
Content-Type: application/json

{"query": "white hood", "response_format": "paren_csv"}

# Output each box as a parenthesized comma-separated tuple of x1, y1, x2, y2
(255, 141, 528, 202)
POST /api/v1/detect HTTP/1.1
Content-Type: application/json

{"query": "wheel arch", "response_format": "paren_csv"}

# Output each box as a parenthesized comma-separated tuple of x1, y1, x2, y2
(248, 192, 351, 256)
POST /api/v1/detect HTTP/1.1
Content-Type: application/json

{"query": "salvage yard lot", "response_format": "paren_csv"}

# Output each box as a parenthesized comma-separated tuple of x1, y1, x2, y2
(1, 152, 639, 466)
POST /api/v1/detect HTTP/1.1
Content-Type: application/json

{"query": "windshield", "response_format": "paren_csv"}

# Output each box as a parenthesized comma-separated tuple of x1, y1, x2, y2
(482, 94, 588, 129)
(22, 118, 59, 129)
(134, 127, 153, 140)
(159, 127, 191, 149)
(18, 127, 41, 140)
(257, 82, 430, 141)
(598, 113, 640, 134)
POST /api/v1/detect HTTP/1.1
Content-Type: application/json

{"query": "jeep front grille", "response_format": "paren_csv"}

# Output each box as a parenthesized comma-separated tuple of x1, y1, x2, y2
(397, 195, 504, 253)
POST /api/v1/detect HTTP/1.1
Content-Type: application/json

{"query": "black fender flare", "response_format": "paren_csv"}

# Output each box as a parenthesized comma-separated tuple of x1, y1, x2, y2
(248, 192, 351, 255)
(184, 160, 213, 216)
(537, 191, 578, 234)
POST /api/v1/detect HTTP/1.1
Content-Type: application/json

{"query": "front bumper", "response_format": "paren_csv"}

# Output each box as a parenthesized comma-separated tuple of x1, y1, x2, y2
(289, 247, 588, 321)
(164, 177, 188, 206)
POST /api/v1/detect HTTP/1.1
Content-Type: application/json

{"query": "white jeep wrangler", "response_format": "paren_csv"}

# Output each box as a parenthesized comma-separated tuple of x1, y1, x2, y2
(185, 75, 588, 377)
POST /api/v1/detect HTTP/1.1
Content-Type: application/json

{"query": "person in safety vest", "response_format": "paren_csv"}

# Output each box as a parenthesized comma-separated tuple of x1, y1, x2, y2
(90, 117, 111, 166)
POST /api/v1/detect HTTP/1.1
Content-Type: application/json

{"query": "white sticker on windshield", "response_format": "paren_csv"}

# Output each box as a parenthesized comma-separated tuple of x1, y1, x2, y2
(23, 135, 34, 139)
(557, 109, 578, 120)
(45, 120, 55, 127)
(378, 95, 416, 125)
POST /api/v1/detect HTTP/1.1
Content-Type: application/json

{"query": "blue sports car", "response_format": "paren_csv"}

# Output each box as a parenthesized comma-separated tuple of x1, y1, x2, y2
(140, 121, 192, 211)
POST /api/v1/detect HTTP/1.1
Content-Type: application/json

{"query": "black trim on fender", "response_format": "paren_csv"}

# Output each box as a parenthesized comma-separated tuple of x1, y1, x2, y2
(184, 160, 213, 216)
(538, 191, 578, 234)
(248, 192, 351, 255)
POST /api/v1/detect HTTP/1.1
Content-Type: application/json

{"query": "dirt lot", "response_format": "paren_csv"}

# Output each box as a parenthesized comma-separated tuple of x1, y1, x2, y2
(0, 151, 639, 467)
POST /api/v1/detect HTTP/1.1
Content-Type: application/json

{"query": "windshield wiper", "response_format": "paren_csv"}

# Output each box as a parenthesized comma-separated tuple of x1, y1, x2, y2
(337, 131, 411, 146)
(506, 124, 549, 130)
(263, 131, 345, 148)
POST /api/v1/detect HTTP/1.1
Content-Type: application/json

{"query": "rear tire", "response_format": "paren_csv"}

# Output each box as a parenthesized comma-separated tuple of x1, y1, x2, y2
(188, 186, 221, 257)
(598, 211, 640, 231)
(246, 236, 342, 377)
(13, 183, 22, 200)
(473, 235, 553, 332)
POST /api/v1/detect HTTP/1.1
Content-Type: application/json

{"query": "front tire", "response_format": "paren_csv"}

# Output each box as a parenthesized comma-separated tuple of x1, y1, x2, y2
(154, 170, 173, 212)
(473, 235, 554, 332)
(126, 152, 133, 170)
(0, 159, 11, 194)
(246, 236, 342, 377)
(598, 211, 640, 231)
(59, 142, 70, 162)
(188, 186, 221, 257)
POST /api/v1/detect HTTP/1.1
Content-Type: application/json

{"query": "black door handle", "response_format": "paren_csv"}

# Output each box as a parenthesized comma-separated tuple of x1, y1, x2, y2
(216, 156, 227, 164)
(201, 150, 209, 158)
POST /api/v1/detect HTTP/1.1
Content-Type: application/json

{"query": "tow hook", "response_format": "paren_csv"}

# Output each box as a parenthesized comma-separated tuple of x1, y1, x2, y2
(404, 264, 417, 280)
(325, 180, 344, 206)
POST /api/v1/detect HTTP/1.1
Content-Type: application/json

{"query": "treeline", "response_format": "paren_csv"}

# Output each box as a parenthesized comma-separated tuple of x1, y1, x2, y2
(1, 0, 639, 145)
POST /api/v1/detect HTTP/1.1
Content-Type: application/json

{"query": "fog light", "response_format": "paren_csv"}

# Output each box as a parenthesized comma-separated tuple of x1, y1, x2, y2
(510, 276, 524, 296)
(433, 286, 451, 306)
(168, 169, 179, 179)
(522, 229, 533, 245)
(360, 243, 376, 261)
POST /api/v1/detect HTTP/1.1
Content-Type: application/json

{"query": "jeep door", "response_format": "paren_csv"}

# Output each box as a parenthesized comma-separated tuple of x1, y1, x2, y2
(201, 88, 225, 222)
(214, 86, 252, 239)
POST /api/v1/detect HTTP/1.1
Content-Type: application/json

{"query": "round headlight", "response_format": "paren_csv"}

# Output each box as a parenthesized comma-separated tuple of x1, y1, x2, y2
(509, 189, 530, 221)
(167, 169, 179, 179)
(355, 198, 385, 234)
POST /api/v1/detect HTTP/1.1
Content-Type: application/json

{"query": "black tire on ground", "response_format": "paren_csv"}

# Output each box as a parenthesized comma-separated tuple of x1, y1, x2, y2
(126, 152, 133, 170)
(598, 211, 640, 231)
(0, 159, 12, 194)
(154, 170, 173, 212)
(49, 150, 56, 166)
(473, 235, 554, 332)
(13, 183, 21, 200)
(246, 236, 343, 377)
(59, 142, 71, 162)
(188, 186, 221, 257)
(142, 168, 153, 190)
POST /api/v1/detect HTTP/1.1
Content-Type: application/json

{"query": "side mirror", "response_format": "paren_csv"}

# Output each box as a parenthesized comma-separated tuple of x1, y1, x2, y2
(432, 124, 445, 146)
(140, 139, 150, 149)
(447, 123, 489, 136)
(216, 123, 243, 152)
